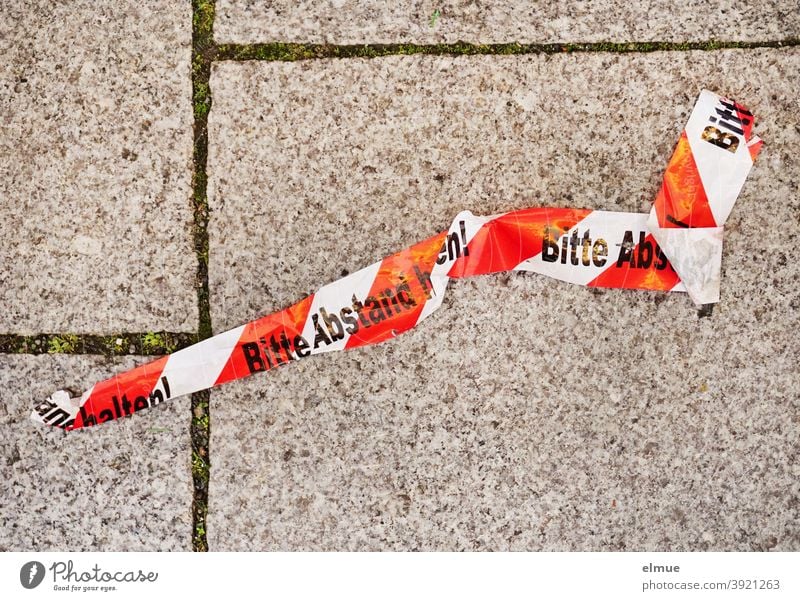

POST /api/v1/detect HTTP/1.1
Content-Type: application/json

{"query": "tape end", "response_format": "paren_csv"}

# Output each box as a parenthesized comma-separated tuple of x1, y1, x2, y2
(30, 390, 80, 430)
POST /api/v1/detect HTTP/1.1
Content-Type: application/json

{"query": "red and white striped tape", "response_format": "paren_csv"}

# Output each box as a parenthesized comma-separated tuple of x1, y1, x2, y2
(648, 90, 762, 304)
(31, 90, 760, 430)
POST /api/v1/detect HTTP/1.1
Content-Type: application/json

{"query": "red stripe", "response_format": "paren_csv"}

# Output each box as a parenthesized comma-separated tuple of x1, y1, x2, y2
(653, 132, 717, 229)
(448, 208, 592, 278)
(587, 233, 681, 291)
(748, 139, 763, 162)
(731, 98, 755, 141)
(213, 295, 316, 386)
(345, 232, 445, 349)
(70, 355, 169, 429)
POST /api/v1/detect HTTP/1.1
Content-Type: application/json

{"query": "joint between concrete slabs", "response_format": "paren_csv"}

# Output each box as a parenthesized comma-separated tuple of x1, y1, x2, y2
(0, 333, 197, 356)
(213, 38, 800, 62)
(190, 0, 216, 553)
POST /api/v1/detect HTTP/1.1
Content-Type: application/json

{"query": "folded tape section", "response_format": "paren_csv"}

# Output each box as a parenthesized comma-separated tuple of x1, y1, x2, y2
(647, 89, 762, 304)
(31, 90, 761, 430)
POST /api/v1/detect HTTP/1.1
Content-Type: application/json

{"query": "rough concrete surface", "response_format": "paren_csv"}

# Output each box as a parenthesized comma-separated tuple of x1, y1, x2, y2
(0, 1, 197, 334)
(214, 1, 800, 44)
(206, 50, 799, 550)
(0, 355, 192, 551)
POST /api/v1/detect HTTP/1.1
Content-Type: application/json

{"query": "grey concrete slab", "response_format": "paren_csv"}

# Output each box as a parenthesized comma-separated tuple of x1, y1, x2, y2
(206, 49, 800, 550)
(0, 1, 197, 334)
(0, 354, 192, 551)
(215, 1, 799, 44)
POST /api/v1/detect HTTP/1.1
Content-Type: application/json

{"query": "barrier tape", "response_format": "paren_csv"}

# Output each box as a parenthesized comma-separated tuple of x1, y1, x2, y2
(31, 90, 760, 430)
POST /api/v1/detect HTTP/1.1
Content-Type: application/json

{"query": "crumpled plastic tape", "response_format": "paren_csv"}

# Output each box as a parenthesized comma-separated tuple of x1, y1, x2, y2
(31, 90, 760, 430)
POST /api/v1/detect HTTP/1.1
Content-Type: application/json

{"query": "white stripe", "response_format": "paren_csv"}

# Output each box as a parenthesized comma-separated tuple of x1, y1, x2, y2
(514, 211, 656, 286)
(685, 90, 755, 226)
(300, 261, 381, 353)
(78, 384, 97, 413)
(29, 388, 86, 426)
(158, 325, 246, 398)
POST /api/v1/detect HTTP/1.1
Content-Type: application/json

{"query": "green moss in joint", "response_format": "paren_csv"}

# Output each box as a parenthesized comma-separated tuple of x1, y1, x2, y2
(190, 390, 211, 552)
(193, 80, 211, 119)
(102, 335, 130, 355)
(215, 38, 800, 63)
(47, 334, 79, 354)
(142, 332, 176, 354)
(192, 449, 209, 480)
(191, 0, 214, 550)
(192, 0, 215, 38)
